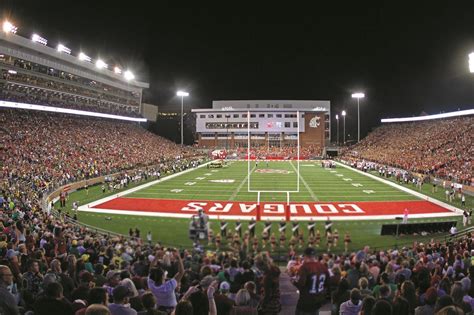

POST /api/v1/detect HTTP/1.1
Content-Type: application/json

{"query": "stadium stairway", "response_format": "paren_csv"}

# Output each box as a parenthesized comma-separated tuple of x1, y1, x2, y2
(279, 267, 331, 314)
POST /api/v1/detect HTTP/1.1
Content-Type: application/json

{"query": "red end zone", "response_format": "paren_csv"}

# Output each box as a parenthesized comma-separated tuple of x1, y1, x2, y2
(87, 198, 459, 220)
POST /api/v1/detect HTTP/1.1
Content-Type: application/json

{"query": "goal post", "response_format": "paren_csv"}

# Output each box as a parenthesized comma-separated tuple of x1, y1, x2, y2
(246, 110, 301, 221)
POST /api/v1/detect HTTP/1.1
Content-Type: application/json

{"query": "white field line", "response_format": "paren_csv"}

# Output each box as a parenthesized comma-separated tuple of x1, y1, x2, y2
(290, 161, 319, 201)
(335, 161, 464, 214)
(229, 165, 256, 201)
(76, 207, 460, 221)
(79, 161, 211, 210)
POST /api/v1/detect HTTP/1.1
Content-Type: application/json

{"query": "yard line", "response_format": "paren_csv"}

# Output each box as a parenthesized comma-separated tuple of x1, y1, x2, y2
(229, 165, 256, 201)
(290, 161, 319, 201)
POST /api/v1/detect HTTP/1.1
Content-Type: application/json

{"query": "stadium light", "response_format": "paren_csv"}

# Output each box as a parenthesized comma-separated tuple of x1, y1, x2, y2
(31, 33, 47, 46)
(381, 109, 474, 123)
(351, 92, 365, 142)
(78, 52, 92, 62)
(0, 100, 147, 122)
(114, 66, 122, 74)
(176, 90, 189, 145)
(7, 70, 17, 74)
(95, 59, 108, 69)
(341, 110, 346, 145)
(3, 21, 17, 34)
(335, 114, 339, 145)
(469, 52, 474, 73)
(57, 44, 71, 54)
(124, 70, 135, 81)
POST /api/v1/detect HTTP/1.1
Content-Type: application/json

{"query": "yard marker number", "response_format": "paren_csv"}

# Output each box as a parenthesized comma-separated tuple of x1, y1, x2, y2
(170, 189, 183, 193)
(195, 177, 206, 180)
(184, 182, 196, 186)
(363, 190, 376, 194)
(343, 178, 353, 181)
(336, 174, 344, 177)
(352, 183, 363, 187)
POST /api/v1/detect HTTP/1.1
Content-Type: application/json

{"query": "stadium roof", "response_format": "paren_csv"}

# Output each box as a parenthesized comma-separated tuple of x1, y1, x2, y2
(381, 109, 473, 123)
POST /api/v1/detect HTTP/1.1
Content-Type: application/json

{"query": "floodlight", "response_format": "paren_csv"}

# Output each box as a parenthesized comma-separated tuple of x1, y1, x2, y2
(7, 70, 17, 74)
(335, 114, 339, 119)
(114, 66, 122, 74)
(31, 33, 47, 45)
(57, 44, 71, 54)
(342, 110, 346, 116)
(177, 91, 189, 97)
(123, 70, 134, 81)
(78, 52, 91, 62)
(3, 21, 17, 34)
(469, 52, 474, 73)
(351, 92, 365, 99)
(95, 59, 108, 69)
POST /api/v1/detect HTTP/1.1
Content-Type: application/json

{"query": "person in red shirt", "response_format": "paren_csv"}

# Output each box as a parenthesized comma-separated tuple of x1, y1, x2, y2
(293, 247, 329, 314)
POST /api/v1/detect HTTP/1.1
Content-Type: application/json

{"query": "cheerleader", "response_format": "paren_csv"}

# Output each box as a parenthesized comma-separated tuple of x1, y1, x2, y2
(262, 229, 269, 248)
(289, 235, 297, 248)
(308, 235, 315, 248)
(315, 230, 321, 248)
(279, 231, 286, 248)
(333, 229, 339, 247)
(215, 233, 222, 250)
(326, 232, 333, 252)
(270, 233, 277, 251)
(298, 231, 305, 248)
(207, 229, 214, 246)
(226, 231, 234, 244)
(344, 231, 351, 253)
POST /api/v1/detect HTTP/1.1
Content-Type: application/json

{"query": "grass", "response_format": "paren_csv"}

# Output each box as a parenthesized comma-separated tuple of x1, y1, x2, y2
(58, 161, 471, 253)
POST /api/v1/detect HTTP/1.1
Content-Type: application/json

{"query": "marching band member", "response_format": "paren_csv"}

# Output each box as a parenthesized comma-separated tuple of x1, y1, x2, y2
(292, 221, 300, 237)
(235, 219, 242, 237)
(344, 231, 351, 253)
(248, 217, 256, 238)
(220, 219, 228, 237)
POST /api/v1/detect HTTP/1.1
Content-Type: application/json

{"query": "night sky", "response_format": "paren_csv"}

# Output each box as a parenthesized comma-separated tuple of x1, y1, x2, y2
(2, 1, 474, 139)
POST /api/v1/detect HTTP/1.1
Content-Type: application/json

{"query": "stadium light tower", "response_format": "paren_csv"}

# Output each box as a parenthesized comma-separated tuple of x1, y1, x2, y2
(124, 70, 134, 81)
(335, 114, 339, 145)
(177, 90, 189, 146)
(351, 92, 365, 142)
(342, 110, 346, 145)
(469, 52, 474, 73)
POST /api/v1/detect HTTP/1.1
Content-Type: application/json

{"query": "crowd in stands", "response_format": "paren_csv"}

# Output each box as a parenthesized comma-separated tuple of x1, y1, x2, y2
(2, 54, 140, 104)
(231, 144, 322, 159)
(288, 233, 474, 315)
(0, 195, 281, 314)
(1, 70, 141, 117)
(344, 116, 473, 185)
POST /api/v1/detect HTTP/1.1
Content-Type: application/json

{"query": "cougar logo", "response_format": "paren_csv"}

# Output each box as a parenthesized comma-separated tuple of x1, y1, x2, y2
(309, 116, 321, 128)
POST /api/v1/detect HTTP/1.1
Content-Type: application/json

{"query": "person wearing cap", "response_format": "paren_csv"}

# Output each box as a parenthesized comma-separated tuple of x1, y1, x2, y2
(148, 249, 184, 311)
(293, 247, 329, 314)
(108, 285, 137, 315)
(214, 281, 234, 315)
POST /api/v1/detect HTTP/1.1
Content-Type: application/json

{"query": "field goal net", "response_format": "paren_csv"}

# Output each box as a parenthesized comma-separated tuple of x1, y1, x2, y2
(246, 110, 301, 220)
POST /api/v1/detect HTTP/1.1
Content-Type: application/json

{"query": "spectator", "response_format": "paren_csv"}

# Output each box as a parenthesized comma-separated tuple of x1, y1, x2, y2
(108, 285, 137, 315)
(339, 288, 362, 315)
(34, 282, 73, 315)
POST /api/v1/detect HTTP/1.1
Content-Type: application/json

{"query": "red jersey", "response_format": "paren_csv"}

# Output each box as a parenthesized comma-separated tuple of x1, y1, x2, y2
(295, 260, 329, 311)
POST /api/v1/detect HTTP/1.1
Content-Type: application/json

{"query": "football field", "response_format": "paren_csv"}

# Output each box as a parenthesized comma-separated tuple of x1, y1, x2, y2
(66, 160, 468, 252)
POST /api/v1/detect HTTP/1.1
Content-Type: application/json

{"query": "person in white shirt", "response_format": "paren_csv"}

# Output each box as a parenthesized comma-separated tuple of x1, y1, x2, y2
(147, 250, 184, 312)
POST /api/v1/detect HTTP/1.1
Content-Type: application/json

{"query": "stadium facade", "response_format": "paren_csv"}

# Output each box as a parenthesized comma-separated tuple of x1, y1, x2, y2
(192, 100, 331, 149)
(0, 31, 149, 119)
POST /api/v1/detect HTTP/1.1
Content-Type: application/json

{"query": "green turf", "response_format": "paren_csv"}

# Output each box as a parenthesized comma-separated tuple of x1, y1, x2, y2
(127, 161, 419, 202)
(57, 161, 472, 253)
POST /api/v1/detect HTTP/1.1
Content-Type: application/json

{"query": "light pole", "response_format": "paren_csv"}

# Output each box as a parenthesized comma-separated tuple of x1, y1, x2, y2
(351, 92, 365, 142)
(335, 114, 339, 145)
(176, 90, 189, 146)
(342, 110, 346, 145)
